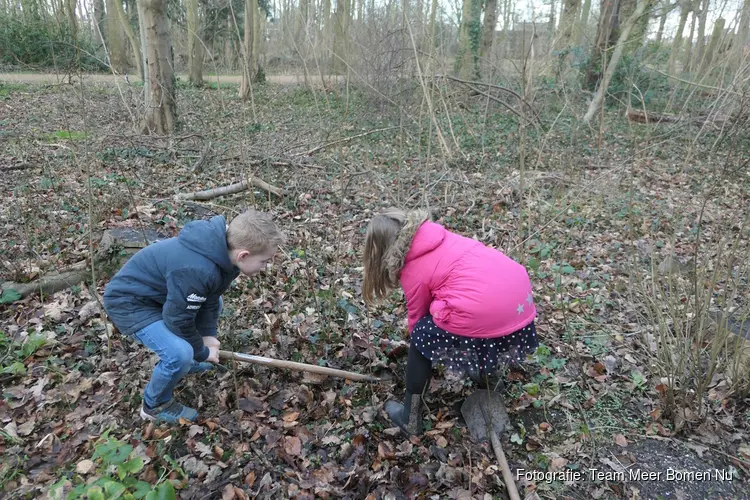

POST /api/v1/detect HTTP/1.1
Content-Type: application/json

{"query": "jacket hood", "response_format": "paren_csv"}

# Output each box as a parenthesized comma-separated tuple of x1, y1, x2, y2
(384, 209, 444, 282)
(178, 215, 235, 272)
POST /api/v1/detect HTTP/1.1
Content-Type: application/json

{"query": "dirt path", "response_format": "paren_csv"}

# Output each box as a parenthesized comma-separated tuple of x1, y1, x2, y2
(0, 72, 341, 86)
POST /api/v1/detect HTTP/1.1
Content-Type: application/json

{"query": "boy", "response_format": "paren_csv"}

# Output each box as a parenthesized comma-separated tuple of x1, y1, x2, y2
(103, 210, 283, 423)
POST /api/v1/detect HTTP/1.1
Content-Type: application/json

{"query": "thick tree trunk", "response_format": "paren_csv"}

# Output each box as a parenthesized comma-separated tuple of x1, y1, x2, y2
(93, 0, 106, 48)
(668, 1, 689, 74)
(699, 17, 724, 74)
(141, 0, 176, 135)
(480, 0, 498, 59)
(113, 0, 143, 81)
(734, 0, 750, 69)
(695, 0, 709, 67)
(585, 0, 621, 89)
(556, 0, 580, 50)
(65, 0, 77, 39)
(456, 0, 481, 79)
(106, 0, 127, 72)
(239, 0, 257, 99)
(332, 0, 347, 74)
(187, 0, 203, 86)
(684, 10, 696, 71)
(574, 0, 592, 44)
(584, 0, 649, 123)
(654, 0, 668, 43)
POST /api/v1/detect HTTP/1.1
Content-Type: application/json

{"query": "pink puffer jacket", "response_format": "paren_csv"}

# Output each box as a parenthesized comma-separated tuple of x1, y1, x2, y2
(398, 220, 536, 338)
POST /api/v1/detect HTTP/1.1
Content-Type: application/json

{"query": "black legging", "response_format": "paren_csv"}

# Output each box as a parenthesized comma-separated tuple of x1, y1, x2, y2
(406, 342, 432, 394)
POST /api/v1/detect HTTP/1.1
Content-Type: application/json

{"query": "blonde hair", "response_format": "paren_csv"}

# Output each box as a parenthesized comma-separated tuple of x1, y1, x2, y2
(226, 209, 284, 254)
(363, 207, 407, 306)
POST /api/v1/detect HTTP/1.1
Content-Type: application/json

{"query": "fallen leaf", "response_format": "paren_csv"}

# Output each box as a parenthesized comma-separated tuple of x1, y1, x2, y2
(17, 418, 35, 436)
(284, 436, 302, 456)
(282, 411, 299, 422)
(352, 434, 367, 449)
(686, 442, 708, 458)
(539, 422, 551, 432)
(238, 397, 265, 413)
(188, 425, 204, 438)
(435, 435, 448, 448)
(321, 435, 341, 446)
(615, 434, 628, 447)
(78, 301, 100, 322)
(245, 471, 256, 486)
(75, 459, 95, 474)
(222, 483, 236, 500)
(194, 441, 212, 457)
(378, 441, 395, 460)
(550, 457, 567, 471)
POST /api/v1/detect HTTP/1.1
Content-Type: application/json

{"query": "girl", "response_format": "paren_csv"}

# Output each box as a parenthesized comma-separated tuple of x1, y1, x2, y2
(363, 208, 539, 436)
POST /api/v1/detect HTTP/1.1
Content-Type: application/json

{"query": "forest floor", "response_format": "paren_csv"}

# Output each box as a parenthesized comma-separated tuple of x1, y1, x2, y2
(1, 76, 749, 500)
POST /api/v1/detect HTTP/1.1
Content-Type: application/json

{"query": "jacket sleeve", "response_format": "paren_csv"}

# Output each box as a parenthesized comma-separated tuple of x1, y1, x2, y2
(163, 268, 214, 362)
(195, 296, 221, 338)
(404, 280, 432, 334)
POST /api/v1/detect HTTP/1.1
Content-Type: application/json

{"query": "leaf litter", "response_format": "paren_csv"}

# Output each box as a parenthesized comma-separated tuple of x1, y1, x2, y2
(0, 82, 748, 499)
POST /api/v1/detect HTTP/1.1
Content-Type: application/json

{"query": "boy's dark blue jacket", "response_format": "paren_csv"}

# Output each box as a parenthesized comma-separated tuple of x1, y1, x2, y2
(103, 216, 240, 362)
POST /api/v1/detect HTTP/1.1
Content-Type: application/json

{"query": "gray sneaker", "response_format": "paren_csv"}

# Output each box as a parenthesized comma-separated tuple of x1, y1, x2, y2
(140, 399, 198, 424)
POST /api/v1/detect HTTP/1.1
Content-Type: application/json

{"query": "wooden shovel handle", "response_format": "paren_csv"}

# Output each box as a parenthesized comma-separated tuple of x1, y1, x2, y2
(218, 350, 380, 382)
(489, 429, 522, 500)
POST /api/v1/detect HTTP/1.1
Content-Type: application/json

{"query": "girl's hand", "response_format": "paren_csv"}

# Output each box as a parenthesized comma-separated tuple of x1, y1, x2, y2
(203, 336, 221, 349)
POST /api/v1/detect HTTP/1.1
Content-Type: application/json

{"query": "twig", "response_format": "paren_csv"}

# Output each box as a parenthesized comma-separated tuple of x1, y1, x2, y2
(292, 127, 399, 157)
(437, 74, 536, 115)
(645, 66, 743, 96)
(191, 141, 212, 173)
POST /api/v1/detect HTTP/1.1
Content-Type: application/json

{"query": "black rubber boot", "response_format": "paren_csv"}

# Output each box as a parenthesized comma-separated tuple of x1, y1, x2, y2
(385, 343, 432, 436)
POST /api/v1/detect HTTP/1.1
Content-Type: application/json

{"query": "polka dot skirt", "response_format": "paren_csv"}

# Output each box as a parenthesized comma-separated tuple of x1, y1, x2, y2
(411, 315, 539, 378)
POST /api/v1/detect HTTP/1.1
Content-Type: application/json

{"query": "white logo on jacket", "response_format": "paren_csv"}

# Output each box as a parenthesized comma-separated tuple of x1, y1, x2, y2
(187, 293, 207, 303)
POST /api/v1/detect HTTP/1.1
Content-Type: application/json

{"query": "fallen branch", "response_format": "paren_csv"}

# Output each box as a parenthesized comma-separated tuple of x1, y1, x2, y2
(436, 74, 537, 118)
(626, 108, 681, 124)
(177, 177, 283, 200)
(0, 228, 165, 301)
(293, 127, 399, 157)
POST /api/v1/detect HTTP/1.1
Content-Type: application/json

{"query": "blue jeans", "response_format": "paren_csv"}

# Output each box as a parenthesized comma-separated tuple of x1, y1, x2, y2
(133, 299, 222, 408)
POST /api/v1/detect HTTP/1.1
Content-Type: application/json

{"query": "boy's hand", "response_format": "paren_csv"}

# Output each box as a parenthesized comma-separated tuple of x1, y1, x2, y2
(206, 346, 220, 364)
(203, 336, 220, 349)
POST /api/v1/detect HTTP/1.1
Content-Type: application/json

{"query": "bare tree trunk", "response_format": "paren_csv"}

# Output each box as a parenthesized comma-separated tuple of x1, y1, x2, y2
(654, 0, 667, 43)
(332, 0, 347, 73)
(239, 0, 257, 98)
(93, 0, 106, 48)
(668, 0, 689, 74)
(556, 0, 580, 50)
(456, 0, 481, 78)
(65, 0, 77, 39)
(141, 0, 176, 134)
(695, 0, 709, 67)
(585, 0, 621, 89)
(113, 0, 143, 81)
(699, 16, 724, 74)
(574, 0, 591, 44)
(254, 0, 263, 75)
(684, 10, 696, 71)
(480, 0, 498, 59)
(106, 0, 127, 72)
(734, 0, 750, 69)
(584, 0, 649, 123)
(187, 0, 203, 86)
(224, 16, 232, 71)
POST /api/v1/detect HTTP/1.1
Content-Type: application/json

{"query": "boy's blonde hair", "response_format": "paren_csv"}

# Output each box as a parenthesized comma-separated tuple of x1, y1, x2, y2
(227, 209, 284, 254)
(362, 207, 407, 306)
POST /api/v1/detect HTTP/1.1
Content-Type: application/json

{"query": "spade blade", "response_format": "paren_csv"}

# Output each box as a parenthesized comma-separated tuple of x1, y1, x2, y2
(461, 390, 510, 443)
